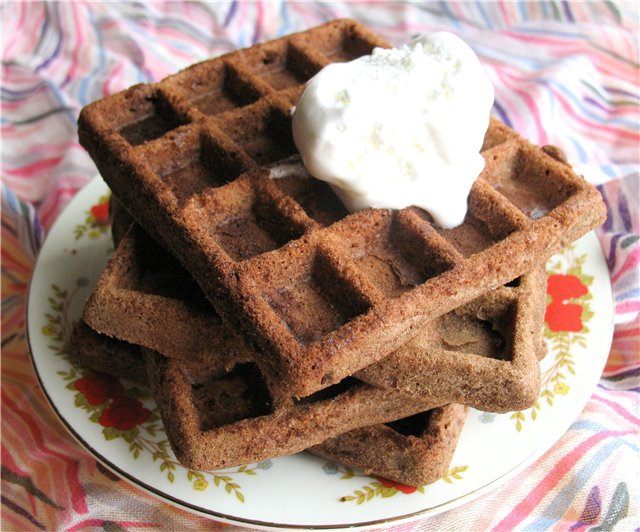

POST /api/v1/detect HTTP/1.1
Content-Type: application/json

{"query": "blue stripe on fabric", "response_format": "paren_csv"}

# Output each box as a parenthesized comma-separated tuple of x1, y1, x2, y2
(570, 419, 613, 432)
(512, 26, 583, 40)
(568, 137, 588, 163)
(607, 232, 622, 268)
(544, 79, 639, 130)
(278, 1, 290, 37)
(602, 366, 640, 381)
(601, 189, 615, 232)
(475, 1, 493, 31)
(622, 235, 640, 248)
(473, 43, 547, 69)
(561, 0, 575, 23)
(5, 77, 76, 128)
(1, 82, 52, 99)
(618, 190, 633, 232)
(78, 7, 105, 106)
(36, 4, 63, 73)
(598, 382, 640, 393)
(224, 1, 237, 28)
(615, 287, 640, 302)
(540, 1, 548, 18)
(437, 1, 462, 29)
(492, 101, 513, 128)
(34, 2, 50, 55)
(601, 165, 617, 178)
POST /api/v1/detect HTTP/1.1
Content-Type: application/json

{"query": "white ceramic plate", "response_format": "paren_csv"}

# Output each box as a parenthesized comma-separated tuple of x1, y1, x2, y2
(27, 175, 613, 530)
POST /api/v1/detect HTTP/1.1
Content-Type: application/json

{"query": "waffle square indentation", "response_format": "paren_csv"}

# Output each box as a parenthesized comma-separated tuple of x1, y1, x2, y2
(211, 194, 305, 262)
(386, 411, 433, 437)
(126, 226, 202, 301)
(273, 174, 349, 227)
(295, 376, 361, 405)
(264, 251, 372, 345)
(484, 143, 578, 220)
(337, 212, 454, 298)
(138, 127, 243, 206)
(435, 301, 515, 361)
(117, 88, 186, 146)
(298, 21, 379, 62)
(164, 62, 262, 116)
(190, 363, 273, 432)
(223, 105, 296, 164)
(238, 40, 315, 90)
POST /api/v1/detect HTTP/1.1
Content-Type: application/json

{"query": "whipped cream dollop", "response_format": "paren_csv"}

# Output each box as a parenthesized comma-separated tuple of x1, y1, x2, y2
(291, 32, 494, 228)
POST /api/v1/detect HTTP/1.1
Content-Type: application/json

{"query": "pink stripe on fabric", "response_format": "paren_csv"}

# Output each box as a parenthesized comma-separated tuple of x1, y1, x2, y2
(502, 30, 579, 48)
(613, 326, 640, 340)
(592, 392, 640, 426)
(612, 247, 640, 283)
(547, 85, 640, 142)
(254, 0, 265, 44)
(1, 390, 88, 514)
(155, 26, 207, 55)
(498, 2, 512, 27)
(495, 69, 548, 144)
(65, 3, 84, 86)
(495, 66, 638, 144)
(66, 519, 160, 531)
(5, 156, 64, 177)
(493, 430, 635, 530)
(1, 3, 25, 57)
(616, 301, 640, 315)
(104, 62, 123, 96)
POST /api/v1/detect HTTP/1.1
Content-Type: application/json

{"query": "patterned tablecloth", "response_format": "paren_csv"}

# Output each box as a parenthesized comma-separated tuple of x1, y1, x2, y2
(2, 2, 638, 530)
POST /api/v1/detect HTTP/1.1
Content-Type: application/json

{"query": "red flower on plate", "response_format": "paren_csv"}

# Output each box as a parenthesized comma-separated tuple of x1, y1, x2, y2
(74, 373, 124, 406)
(546, 274, 588, 301)
(545, 302, 584, 332)
(544, 274, 588, 333)
(376, 477, 418, 494)
(99, 396, 151, 431)
(90, 201, 110, 226)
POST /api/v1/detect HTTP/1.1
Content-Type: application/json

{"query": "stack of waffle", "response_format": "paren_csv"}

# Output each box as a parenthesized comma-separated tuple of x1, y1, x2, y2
(70, 19, 606, 487)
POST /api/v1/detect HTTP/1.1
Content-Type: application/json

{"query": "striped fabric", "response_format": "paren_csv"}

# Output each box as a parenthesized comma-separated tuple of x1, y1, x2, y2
(2, 2, 638, 530)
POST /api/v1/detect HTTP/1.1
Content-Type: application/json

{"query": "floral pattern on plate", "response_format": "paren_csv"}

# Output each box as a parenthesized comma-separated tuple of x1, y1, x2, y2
(42, 213, 273, 503)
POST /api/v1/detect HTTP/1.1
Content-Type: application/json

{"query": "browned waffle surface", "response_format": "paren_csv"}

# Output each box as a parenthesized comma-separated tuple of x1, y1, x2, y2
(309, 403, 468, 487)
(78, 18, 605, 398)
(357, 265, 548, 411)
(67, 321, 462, 483)
(84, 219, 545, 412)
(144, 347, 448, 471)
(83, 223, 254, 373)
(66, 321, 147, 385)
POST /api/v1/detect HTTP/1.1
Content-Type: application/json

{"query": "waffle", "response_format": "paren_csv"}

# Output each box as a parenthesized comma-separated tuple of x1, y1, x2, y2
(85, 212, 546, 412)
(78, 19, 605, 399)
(356, 266, 548, 410)
(83, 221, 257, 381)
(310, 403, 468, 487)
(67, 320, 147, 385)
(67, 320, 465, 484)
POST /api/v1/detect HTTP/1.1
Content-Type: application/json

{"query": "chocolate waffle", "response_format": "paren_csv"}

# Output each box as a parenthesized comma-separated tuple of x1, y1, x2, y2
(85, 211, 546, 412)
(66, 319, 444, 470)
(67, 320, 147, 385)
(310, 403, 468, 487)
(68, 320, 465, 485)
(78, 19, 605, 399)
(356, 267, 548, 410)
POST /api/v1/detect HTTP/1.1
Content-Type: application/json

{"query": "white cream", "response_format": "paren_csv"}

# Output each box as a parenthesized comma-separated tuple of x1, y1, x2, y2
(291, 32, 494, 228)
